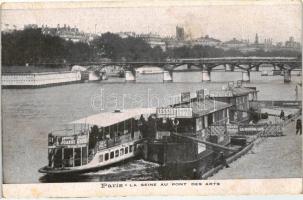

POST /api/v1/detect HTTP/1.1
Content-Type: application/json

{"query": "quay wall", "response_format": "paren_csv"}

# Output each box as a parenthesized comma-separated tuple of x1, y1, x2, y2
(2, 71, 82, 88)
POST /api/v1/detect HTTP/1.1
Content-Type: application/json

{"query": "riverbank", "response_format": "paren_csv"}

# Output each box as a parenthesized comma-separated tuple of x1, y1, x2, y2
(209, 115, 302, 179)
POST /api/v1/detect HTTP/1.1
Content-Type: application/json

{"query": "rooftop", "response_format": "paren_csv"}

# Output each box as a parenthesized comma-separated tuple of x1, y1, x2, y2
(194, 35, 221, 43)
(223, 38, 247, 45)
(70, 108, 156, 127)
(175, 99, 232, 117)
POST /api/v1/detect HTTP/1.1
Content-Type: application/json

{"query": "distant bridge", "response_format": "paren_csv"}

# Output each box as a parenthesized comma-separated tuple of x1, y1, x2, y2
(38, 56, 302, 71)
(175, 57, 301, 71)
(36, 57, 302, 83)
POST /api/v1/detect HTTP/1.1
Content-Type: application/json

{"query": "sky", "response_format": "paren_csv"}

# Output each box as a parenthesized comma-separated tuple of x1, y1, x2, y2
(1, 1, 302, 43)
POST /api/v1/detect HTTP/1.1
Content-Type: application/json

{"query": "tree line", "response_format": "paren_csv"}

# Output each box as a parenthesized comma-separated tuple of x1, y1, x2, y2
(2, 28, 301, 67)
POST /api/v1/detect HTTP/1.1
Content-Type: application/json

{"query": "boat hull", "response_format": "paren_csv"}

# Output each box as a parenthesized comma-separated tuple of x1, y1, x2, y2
(158, 138, 246, 180)
(158, 149, 215, 180)
(39, 154, 138, 176)
(39, 139, 144, 176)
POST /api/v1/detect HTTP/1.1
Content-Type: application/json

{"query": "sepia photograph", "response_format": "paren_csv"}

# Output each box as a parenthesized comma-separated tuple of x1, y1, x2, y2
(1, 0, 302, 197)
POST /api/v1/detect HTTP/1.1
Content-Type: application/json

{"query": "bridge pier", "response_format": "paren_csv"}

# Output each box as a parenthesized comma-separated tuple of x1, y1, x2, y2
(242, 71, 250, 82)
(163, 71, 172, 82)
(125, 70, 135, 82)
(225, 64, 235, 71)
(202, 70, 211, 81)
(284, 69, 291, 83)
(255, 65, 260, 71)
(225, 64, 232, 71)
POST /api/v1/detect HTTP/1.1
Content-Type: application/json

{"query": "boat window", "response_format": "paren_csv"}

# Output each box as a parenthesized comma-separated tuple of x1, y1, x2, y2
(125, 147, 128, 154)
(133, 119, 139, 132)
(118, 122, 124, 136)
(99, 154, 103, 162)
(177, 118, 194, 133)
(98, 127, 104, 140)
(110, 124, 116, 139)
(126, 119, 132, 133)
(48, 149, 53, 167)
(74, 148, 81, 167)
(115, 150, 119, 157)
(129, 145, 133, 153)
(82, 147, 87, 165)
(50, 148, 64, 168)
(120, 148, 124, 156)
(110, 151, 115, 159)
(104, 126, 110, 137)
(105, 153, 109, 161)
(208, 114, 213, 126)
(195, 118, 203, 131)
(63, 148, 73, 167)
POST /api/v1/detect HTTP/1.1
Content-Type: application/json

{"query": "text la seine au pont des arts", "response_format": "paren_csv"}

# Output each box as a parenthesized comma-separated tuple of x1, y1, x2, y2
(101, 181, 220, 188)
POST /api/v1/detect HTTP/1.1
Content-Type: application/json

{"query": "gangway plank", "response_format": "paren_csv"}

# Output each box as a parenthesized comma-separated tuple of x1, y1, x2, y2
(171, 132, 238, 152)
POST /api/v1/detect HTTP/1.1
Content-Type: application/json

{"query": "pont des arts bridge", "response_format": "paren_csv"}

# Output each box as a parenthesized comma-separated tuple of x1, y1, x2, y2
(40, 57, 302, 83)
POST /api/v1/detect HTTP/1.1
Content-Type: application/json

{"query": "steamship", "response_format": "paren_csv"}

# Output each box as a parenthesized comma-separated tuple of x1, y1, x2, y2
(39, 108, 155, 175)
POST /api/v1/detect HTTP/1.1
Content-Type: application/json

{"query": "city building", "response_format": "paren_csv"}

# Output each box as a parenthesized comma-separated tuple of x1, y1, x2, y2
(222, 38, 248, 49)
(164, 37, 189, 49)
(190, 35, 221, 47)
(285, 36, 301, 50)
(116, 32, 167, 51)
(137, 33, 167, 51)
(117, 32, 137, 38)
(264, 38, 273, 49)
(41, 24, 94, 43)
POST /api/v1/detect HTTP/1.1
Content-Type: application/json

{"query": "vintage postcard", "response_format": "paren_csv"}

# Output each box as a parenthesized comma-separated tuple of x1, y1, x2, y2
(1, 0, 302, 198)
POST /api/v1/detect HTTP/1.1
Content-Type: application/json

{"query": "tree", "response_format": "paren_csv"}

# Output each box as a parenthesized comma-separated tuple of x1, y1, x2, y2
(2, 28, 92, 66)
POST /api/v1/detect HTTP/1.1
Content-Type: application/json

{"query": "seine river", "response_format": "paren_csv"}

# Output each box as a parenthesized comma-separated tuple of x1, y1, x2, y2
(2, 73, 302, 183)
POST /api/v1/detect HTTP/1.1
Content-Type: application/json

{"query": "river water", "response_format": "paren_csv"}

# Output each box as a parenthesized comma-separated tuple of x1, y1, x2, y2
(2, 74, 302, 183)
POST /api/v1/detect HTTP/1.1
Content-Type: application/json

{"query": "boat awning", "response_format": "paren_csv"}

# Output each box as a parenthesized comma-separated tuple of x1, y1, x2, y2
(70, 108, 156, 127)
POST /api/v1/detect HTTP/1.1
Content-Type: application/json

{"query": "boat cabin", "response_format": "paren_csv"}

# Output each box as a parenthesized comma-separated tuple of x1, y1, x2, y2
(155, 97, 232, 139)
(143, 91, 232, 165)
(47, 108, 155, 169)
(208, 82, 258, 123)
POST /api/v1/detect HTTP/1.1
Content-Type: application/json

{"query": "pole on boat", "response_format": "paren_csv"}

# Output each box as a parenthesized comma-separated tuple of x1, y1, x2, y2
(171, 132, 238, 152)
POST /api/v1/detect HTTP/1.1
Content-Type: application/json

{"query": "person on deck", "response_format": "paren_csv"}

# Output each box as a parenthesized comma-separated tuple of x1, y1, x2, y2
(192, 168, 199, 180)
(280, 110, 285, 120)
(296, 118, 302, 135)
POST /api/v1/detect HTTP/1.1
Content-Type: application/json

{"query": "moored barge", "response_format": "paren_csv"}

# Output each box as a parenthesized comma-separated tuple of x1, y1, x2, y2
(139, 85, 258, 179)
